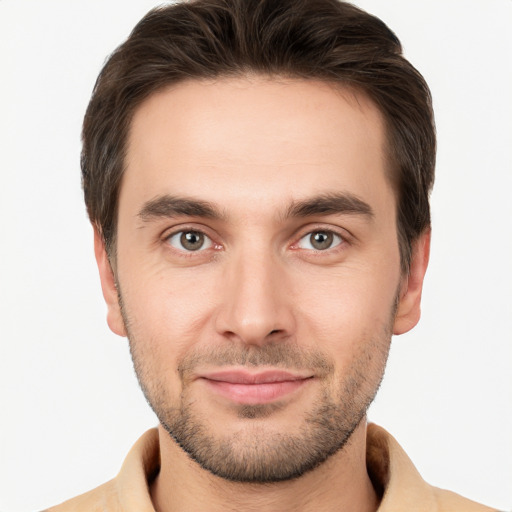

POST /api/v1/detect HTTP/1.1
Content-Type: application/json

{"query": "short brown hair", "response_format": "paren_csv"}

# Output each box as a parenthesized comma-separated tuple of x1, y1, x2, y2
(82, 0, 435, 271)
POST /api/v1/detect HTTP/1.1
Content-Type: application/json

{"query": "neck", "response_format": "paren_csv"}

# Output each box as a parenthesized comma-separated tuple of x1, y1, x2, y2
(150, 419, 379, 512)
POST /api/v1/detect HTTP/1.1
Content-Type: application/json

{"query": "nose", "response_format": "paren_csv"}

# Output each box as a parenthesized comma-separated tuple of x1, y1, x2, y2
(214, 248, 295, 346)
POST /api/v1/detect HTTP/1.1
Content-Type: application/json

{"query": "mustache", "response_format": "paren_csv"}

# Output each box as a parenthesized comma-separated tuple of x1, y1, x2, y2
(177, 342, 334, 380)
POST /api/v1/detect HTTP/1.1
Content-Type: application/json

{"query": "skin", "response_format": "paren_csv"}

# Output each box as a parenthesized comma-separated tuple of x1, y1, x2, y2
(95, 77, 430, 512)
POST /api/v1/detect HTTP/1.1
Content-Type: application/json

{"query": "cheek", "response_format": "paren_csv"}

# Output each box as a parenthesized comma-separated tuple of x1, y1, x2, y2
(292, 260, 400, 351)
(118, 262, 220, 355)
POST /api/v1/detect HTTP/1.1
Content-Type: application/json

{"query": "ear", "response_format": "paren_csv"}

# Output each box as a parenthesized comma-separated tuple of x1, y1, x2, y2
(94, 228, 127, 337)
(393, 229, 431, 335)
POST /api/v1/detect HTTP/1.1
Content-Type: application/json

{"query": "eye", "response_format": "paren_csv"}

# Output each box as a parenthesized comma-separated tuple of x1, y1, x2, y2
(166, 230, 213, 252)
(297, 230, 344, 251)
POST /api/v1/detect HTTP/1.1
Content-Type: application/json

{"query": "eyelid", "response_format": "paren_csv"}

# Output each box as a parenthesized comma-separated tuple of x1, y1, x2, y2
(296, 231, 343, 250)
(289, 224, 352, 251)
(167, 230, 213, 251)
(162, 224, 222, 252)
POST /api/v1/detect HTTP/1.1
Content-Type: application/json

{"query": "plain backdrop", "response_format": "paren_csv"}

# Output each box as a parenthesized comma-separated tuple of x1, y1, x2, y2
(0, 1, 511, 510)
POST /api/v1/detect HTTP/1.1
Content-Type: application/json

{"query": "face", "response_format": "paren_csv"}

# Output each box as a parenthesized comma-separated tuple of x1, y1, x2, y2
(96, 77, 428, 482)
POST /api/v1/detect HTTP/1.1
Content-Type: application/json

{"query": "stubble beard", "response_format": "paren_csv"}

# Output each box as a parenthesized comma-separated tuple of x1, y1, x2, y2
(122, 296, 394, 483)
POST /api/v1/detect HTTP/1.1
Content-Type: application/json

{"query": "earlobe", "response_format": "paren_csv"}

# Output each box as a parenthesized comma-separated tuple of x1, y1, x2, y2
(393, 229, 431, 335)
(93, 228, 127, 337)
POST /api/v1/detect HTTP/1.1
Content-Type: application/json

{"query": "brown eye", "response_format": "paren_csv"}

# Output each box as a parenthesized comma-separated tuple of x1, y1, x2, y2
(297, 230, 342, 251)
(167, 230, 212, 252)
(310, 231, 333, 250)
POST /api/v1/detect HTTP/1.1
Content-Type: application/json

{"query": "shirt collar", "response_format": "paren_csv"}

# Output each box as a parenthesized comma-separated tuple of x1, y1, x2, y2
(115, 423, 437, 511)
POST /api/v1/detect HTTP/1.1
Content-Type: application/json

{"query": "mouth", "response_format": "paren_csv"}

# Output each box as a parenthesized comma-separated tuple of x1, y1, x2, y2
(198, 369, 314, 405)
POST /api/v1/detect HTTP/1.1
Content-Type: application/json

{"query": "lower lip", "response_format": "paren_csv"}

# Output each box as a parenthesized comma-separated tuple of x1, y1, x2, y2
(203, 379, 310, 404)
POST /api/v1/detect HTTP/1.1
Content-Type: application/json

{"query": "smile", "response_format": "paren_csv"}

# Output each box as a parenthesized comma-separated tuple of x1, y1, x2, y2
(199, 370, 314, 405)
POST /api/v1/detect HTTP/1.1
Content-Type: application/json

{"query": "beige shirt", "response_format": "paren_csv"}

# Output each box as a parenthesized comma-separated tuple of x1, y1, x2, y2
(45, 424, 497, 512)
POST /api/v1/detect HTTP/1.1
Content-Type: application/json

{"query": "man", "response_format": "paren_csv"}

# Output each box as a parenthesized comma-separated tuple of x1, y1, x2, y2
(44, 0, 498, 510)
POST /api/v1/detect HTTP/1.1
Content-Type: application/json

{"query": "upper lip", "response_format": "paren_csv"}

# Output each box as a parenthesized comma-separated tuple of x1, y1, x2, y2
(199, 369, 313, 384)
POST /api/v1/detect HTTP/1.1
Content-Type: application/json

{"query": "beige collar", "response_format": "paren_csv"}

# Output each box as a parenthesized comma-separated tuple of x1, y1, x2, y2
(113, 424, 494, 512)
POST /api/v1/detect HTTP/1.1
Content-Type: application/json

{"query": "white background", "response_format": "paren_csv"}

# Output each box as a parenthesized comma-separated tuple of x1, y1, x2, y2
(0, 1, 511, 510)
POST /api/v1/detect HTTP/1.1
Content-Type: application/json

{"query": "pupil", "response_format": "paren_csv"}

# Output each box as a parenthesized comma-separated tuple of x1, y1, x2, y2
(181, 231, 204, 251)
(311, 231, 333, 250)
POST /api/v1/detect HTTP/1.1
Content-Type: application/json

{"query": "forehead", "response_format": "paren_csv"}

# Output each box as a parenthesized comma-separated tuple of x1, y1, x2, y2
(122, 77, 392, 218)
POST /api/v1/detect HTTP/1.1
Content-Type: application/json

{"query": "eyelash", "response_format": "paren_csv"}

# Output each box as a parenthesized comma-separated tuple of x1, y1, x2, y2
(163, 226, 220, 257)
(162, 225, 350, 257)
(293, 229, 345, 252)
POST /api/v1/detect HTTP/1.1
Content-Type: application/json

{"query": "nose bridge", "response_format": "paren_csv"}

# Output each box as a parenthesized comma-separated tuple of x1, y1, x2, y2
(215, 241, 293, 345)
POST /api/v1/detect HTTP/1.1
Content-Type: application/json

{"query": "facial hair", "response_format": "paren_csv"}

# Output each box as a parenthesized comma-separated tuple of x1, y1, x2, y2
(122, 294, 394, 483)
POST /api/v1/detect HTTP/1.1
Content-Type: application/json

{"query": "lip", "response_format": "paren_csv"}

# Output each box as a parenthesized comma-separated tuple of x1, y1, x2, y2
(199, 369, 313, 404)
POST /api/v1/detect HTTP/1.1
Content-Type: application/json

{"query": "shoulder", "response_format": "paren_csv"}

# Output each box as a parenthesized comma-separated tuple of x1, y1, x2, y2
(41, 428, 159, 512)
(431, 487, 499, 512)
(367, 424, 499, 512)
(42, 479, 121, 512)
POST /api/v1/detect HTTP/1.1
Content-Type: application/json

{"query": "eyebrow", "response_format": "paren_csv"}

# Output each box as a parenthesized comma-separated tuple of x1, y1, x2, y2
(285, 192, 374, 220)
(138, 195, 225, 222)
(137, 192, 374, 223)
